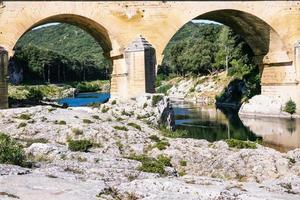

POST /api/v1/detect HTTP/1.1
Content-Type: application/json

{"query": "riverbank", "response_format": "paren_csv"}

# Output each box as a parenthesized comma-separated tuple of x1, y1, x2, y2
(0, 95, 299, 199)
(8, 80, 110, 107)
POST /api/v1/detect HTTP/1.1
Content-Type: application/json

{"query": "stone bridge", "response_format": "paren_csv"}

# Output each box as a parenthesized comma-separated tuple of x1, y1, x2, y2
(0, 1, 300, 109)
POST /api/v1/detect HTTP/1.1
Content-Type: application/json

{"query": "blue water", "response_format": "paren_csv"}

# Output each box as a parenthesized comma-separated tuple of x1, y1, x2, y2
(57, 92, 110, 107)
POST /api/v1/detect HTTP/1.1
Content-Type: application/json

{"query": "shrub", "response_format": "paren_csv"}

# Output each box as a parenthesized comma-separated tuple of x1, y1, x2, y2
(126, 154, 165, 175)
(154, 140, 170, 150)
(179, 160, 187, 166)
(151, 95, 164, 107)
(143, 103, 148, 109)
(157, 154, 172, 167)
(156, 84, 172, 94)
(26, 87, 43, 102)
(114, 126, 128, 131)
(67, 139, 92, 152)
(225, 139, 257, 149)
(18, 122, 27, 128)
(160, 126, 188, 138)
(18, 114, 31, 120)
(149, 135, 160, 142)
(55, 120, 66, 125)
(189, 87, 195, 93)
(48, 108, 56, 112)
(83, 119, 93, 124)
(0, 133, 25, 166)
(284, 99, 296, 116)
(101, 106, 109, 113)
(72, 128, 83, 135)
(92, 115, 100, 120)
(127, 123, 141, 131)
(121, 110, 133, 116)
(111, 100, 117, 105)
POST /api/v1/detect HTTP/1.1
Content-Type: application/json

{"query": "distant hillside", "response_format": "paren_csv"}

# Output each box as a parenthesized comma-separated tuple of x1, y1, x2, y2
(15, 23, 108, 68)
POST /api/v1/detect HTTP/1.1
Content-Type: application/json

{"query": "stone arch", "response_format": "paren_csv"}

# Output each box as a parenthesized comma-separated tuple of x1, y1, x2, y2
(162, 9, 290, 66)
(12, 14, 114, 58)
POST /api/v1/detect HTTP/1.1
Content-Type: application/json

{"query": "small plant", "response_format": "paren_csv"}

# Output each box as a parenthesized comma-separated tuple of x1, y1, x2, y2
(284, 99, 296, 116)
(48, 108, 56, 112)
(92, 115, 100, 120)
(160, 126, 188, 138)
(225, 139, 257, 149)
(114, 126, 128, 131)
(179, 160, 187, 166)
(57, 120, 66, 125)
(127, 122, 141, 131)
(156, 84, 172, 94)
(178, 169, 187, 176)
(101, 106, 109, 113)
(111, 100, 117, 105)
(72, 128, 83, 135)
(83, 119, 93, 124)
(116, 140, 123, 152)
(152, 95, 164, 107)
(18, 114, 31, 120)
(17, 122, 27, 128)
(189, 87, 195, 93)
(149, 135, 160, 142)
(157, 154, 172, 167)
(0, 133, 25, 166)
(154, 140, 170, 150)
(126, 154, 165, 175)
(67, 139, 92, 152)
(143, 103, 148, 109)
(121, 110, 133, 116)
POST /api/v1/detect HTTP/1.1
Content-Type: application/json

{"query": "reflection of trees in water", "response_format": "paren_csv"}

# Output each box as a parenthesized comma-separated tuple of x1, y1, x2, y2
(285, 118, 296, 134)
(176, 105, 259, 142)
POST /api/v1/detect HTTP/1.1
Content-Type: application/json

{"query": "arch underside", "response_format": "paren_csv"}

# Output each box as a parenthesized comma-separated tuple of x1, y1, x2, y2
(16, 14, 113, 57)
(193, 9, 290, 64)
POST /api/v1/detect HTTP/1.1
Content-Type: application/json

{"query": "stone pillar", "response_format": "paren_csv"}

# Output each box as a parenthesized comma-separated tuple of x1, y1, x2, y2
(294, 41, 300, 81)
(110, 54, 128, 98)
(0, 47, 8, 109)
(125, 35, 156, 97)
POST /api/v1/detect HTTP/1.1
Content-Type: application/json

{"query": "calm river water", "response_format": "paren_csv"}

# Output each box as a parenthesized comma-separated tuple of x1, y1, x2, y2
(58, 93, 300, 152)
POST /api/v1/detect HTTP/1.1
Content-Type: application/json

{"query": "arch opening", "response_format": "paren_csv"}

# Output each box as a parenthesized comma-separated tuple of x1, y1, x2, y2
(8, 18, 113, 107)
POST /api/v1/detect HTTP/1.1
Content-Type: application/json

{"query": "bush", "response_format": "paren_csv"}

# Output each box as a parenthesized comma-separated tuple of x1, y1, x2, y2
(92, 115, 100, 120)
(101, 106, 109, 113)
(18, 114, 31, 120)
(225, 139, 257, 149)
(179, 160, 187, 166)
(127, 154, 165, 175)
(156, 84, 172, 94)
(154, 140, 170, 150)
(157, 154, 172, 167)
(127, 123, 141, 131)
(0, 133, 26, 166)
(149, 135, 160, 142)
(151, 95, 164, 107)
(72, 128, 83, 135)
(18, 122, 27, 128)
(284, 99, 296, 115)
(67, 139, 92, 152)
(26, 87, 44, 102)
(75, 82, 101, 93)
(55, 120, 66, 125)
(111, 100, 117, 105)
(83, 119, 93, 124)
(114, 126, 128, 131)
(160, 126, 188, 138)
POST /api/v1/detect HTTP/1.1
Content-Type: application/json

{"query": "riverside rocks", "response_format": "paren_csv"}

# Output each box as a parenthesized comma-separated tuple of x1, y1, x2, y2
(0, 96, 299, 199)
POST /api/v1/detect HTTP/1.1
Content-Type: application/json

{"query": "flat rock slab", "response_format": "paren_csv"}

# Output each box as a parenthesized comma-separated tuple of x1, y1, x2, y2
(0, 174, 105, 200)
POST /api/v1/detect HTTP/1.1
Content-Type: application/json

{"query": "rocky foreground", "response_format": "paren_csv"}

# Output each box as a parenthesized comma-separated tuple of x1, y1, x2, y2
(0, 95, 300, 200)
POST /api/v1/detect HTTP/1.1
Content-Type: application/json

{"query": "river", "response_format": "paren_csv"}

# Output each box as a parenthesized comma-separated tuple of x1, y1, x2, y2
(58, 93, 300, 152)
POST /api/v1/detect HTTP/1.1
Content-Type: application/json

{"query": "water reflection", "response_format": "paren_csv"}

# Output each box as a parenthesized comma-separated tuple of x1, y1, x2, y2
(239, 116, 300, 152)
(172, 100, 300, 152)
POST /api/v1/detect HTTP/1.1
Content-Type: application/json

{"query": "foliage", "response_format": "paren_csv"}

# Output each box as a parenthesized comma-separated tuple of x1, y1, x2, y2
(156, 84, 172, 94)
(18, 114, 31, 120)
(160, 126, 188, 138)
(152, 95, 164, 107)
(149, 135, 161, 142)
(0, 133, 26, 166)
(161, 22, 254, 77)
(127, 122, 141, 131)
(153, 140, 170, 150)
(225, 139, 257, 149)
(12, 23, 111, 84)
(284, 99, 296, 115)
(114, 126, 129, 131)
(157, 154, 172, 167)
(82, 119, 93, 124)
(67, 139, 92, 152)
(179, 160, 187, 166)
(126, 154, 167, 175)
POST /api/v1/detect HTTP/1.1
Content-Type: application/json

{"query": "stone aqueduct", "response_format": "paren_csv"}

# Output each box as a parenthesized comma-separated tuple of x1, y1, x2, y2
(0, 1, 300, 109)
